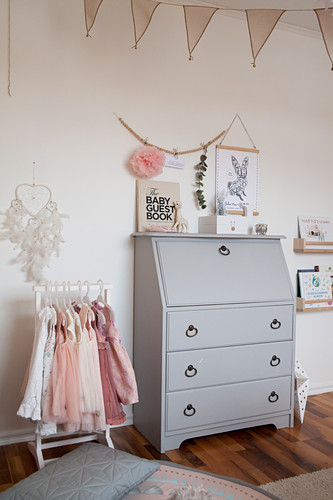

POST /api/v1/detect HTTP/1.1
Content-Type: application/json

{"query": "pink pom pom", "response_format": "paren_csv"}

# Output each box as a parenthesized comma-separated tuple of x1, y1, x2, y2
(129, 146, 165, 178)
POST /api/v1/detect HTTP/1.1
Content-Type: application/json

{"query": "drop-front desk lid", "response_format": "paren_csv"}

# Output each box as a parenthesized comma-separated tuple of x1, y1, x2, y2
(133, 233, 294, 307)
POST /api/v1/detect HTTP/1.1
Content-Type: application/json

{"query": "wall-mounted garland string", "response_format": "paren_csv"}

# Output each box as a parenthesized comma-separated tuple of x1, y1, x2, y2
(7, 0, 11, 96)
(114, 113, 225, 156)
(115, 112, 226, 208)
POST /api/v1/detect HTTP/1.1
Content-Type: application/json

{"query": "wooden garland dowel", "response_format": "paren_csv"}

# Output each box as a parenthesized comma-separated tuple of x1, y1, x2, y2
(117, 116, 225, 156)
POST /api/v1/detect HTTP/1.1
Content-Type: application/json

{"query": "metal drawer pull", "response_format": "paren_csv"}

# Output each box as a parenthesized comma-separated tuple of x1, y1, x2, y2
(270, 355, 281, 367)
(185, 364, 198, 377)
(270, 319, 281, 329)
(268, 391, 279, 403)
(218, 245, 230, 256)
(184, 404, 196, 417)
(186, 325, 198, 337)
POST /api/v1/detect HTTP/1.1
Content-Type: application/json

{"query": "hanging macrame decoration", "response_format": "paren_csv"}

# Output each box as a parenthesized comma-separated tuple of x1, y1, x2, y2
(0, 169, 68, 283)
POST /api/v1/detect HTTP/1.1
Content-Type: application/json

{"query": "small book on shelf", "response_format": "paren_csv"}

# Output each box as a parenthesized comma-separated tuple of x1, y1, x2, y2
(136, 179, 180, 232)
(314, 265, 333, 295)
(298, 270, 333, 309)
(296, 269, 314, 297)
(298, 215, 333, 242)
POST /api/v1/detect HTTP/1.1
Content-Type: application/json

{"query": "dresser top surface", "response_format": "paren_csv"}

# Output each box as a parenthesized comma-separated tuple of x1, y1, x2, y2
(132, 232, 286, 241)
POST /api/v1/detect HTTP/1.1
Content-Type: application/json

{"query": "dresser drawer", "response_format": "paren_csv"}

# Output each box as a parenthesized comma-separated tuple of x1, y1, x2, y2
(167, 341, 293, 391)
(166, 376, 291, 432)
(167, 305, 293, 351)
(156, 238, 293, 306)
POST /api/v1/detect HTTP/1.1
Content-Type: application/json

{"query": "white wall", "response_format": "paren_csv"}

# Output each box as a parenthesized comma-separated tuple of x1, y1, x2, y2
(0, 0, 332, 441)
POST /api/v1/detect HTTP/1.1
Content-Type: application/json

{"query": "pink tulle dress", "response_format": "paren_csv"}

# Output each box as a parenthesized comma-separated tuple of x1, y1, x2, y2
(93, 302, 139, 406)
(91, 305, 126, 425)
(45, 311, 81, 430)
(77, 304, 106, 431)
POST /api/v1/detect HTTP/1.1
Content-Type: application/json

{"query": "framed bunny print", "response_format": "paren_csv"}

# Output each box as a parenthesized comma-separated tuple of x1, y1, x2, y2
(215, 145, 259, 215)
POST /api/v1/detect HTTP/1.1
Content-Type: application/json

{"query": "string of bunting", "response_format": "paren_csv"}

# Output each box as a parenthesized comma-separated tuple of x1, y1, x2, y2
(84, 0, 333, 70)
(114, 113, 226, 156)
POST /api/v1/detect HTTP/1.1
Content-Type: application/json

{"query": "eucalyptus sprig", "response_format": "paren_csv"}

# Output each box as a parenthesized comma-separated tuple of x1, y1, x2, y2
(195, 154, 208, 209)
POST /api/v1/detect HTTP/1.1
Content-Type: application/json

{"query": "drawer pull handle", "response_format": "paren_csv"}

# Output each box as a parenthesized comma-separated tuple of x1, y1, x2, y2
(186, 325, 198, 337)
(185, 365, 198, 377)
(270, 355, 281, 367)
(218, 245, 230, 256)
(268, 391, 279, 403)
(270, 319, 281, 329)
(184, 404, 196, 417)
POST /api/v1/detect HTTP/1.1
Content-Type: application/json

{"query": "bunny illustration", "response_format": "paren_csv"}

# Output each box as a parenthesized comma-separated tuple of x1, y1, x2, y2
(227, 155, 248, 201)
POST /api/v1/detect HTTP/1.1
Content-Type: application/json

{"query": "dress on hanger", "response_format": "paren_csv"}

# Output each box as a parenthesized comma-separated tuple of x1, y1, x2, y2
(17, 306, 56, 421)
(36, 305, 57, 436)
(46, 312, 81, 429)
(91, 305, 126, 426)
(76, 304, 106, 431)
(93, 302, 139, 406)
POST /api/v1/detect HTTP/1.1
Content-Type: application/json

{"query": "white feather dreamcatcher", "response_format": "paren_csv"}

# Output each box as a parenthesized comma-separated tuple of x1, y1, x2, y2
(0, 176, 68, 283)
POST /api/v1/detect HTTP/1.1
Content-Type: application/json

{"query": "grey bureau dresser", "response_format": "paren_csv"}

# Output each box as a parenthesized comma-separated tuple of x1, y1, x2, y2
(132, 232, 296, 453)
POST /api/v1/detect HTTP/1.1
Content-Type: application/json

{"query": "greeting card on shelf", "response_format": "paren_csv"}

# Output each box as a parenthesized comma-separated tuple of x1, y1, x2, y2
(299, 271, 333, 309)
(136, 180, 180, 232)
(298, 215, 333, 242)
(314, 265, 333, 295)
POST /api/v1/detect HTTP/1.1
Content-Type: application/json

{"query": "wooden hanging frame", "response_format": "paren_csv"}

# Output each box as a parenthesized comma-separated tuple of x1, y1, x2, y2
(28, 281, 114, 469)
(216, 115, 259, 216)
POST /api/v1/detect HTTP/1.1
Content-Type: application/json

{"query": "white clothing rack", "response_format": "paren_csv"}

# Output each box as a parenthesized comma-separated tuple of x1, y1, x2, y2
(28, 281, 114, 469)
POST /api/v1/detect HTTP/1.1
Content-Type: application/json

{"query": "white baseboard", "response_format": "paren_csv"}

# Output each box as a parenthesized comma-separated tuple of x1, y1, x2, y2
(309, 382, 333, 396)
(0, 416, 133, 447)
(0, 429, 35, 446)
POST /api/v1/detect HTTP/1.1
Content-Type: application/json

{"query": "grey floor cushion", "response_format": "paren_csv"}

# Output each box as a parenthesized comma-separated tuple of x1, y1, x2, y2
(0, 442, 160, 500)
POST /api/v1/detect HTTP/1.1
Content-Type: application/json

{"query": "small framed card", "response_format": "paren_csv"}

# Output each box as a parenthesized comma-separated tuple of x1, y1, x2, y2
(298, 215, 333, 242)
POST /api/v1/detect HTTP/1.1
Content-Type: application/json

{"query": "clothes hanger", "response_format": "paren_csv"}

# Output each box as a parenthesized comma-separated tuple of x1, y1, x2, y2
(54, 281, 62, 311)
(76, 280, 84, 306)
(44, 280, 51, 308)
(96, 279, 106, 306)
(61, 281, 68, 311)
(83, 280, 93, 307)
(67, 281, 76, 316)
(96, 279, 115, 323)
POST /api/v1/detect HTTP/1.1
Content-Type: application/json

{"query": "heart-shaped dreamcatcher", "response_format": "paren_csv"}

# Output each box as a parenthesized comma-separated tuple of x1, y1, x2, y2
(0, 181, 68, 283)
(15, 184, 51, 216)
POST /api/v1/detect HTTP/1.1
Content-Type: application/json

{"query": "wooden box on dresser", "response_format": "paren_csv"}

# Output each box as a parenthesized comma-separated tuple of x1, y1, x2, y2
(132, 233, 296, 453)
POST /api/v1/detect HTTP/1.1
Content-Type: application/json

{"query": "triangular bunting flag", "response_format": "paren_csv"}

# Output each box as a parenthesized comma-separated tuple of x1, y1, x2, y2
(246, 9, 285, 67)
(314, 8, 333, 70)
(84, 0, 104, 35)
(131, 0, 160, 48)
(183, 6, 218, 60)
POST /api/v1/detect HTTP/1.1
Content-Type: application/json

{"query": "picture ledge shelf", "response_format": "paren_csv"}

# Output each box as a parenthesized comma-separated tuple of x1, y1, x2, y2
(293, 238, 333, 253)
(297, 297, 333, 312)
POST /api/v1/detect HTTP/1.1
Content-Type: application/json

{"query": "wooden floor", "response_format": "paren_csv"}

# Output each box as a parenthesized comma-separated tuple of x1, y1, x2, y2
(1, 392, 333, 492)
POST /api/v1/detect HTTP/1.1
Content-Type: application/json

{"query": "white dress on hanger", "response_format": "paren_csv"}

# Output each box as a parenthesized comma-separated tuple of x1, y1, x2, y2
(17, 306, 55, 421)
(36, 306, 57, 436)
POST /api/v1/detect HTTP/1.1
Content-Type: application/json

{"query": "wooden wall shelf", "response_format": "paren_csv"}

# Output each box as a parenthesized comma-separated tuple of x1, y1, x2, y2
(297, 297, 333, 312)
(293, 238, 333, 253)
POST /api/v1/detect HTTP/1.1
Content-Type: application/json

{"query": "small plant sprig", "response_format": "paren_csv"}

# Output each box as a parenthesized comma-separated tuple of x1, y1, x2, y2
(195, 154, 208, 209)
